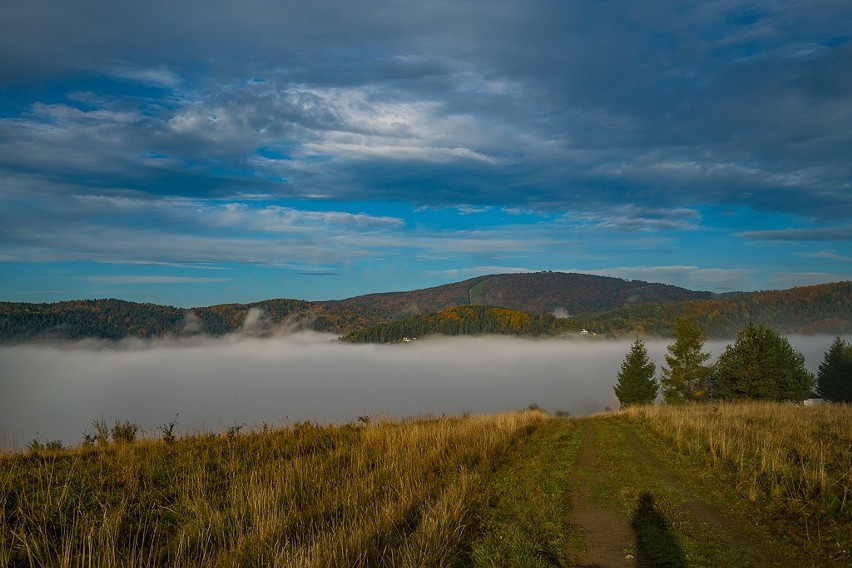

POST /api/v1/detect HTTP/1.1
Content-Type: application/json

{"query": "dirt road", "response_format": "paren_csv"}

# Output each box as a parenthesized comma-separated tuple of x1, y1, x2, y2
(564, 418, 820, 567)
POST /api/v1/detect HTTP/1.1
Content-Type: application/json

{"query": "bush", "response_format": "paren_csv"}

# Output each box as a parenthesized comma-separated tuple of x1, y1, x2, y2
(26, 438, 62, 453)
(111, 420, 141, 444)
(159, 416, 179, 444)
(225, 423, 244, 439)
(26, 438, 43, 454)
(92, 418, 110, 446)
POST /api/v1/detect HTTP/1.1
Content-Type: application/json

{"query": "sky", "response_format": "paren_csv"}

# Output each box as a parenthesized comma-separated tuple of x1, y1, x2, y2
(1, 1, 851, 307)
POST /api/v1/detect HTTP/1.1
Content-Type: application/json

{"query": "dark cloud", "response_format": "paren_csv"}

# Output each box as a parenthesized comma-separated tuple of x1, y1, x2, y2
(1, 1, 850, 219)
(1, 0, 851, 290)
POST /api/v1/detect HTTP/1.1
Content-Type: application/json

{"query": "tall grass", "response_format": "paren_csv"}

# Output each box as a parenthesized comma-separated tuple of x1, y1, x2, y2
(621, 401, 852, 558)
(0, 411, 546, 567)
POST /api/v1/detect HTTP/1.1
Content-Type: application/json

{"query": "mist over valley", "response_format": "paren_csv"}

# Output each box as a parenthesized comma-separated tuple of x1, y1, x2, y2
(2, 332, 846, 450)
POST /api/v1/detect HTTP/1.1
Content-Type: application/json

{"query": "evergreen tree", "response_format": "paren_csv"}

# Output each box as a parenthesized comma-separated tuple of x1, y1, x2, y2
(660, 316, 712, 403)
(817, 337, 852, 402)
(613, 339, 658, 408)
(714, 324, 814, 401)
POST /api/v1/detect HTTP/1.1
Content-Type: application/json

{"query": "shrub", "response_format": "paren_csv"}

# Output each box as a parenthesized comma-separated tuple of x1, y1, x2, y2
(92, 417, 110, 446)
(26, 438, 43, 454)
(159, 416, 179, 444)
(111, 420, 141, 444)
(25, 438, 62, 453)
(225, 423, 244, 439)
(81, 431, 96, 447)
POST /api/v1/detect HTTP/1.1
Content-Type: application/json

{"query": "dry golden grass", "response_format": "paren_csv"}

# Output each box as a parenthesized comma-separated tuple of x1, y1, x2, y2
(621, 401, 852, 557)
(0, 411, 547, 567)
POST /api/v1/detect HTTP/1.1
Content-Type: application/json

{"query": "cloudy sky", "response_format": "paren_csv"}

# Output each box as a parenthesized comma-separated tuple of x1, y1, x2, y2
(1, 1, 851, 306)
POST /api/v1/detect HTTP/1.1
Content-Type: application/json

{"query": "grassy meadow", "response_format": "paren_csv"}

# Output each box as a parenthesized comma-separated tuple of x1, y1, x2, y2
(621, 401, 852, 561)
(1, 411, 557, 567)
(1, 402, 850, 566)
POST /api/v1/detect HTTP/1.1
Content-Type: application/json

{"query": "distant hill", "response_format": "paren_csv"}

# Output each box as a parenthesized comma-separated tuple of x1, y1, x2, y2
(464, 272, 713, 315)
(0, 299, 186, 341)
(330, 272, 712, 318)
(571, 281, 852, 338)
(342, 305, 570, 343)
(1, 273, 849, 342)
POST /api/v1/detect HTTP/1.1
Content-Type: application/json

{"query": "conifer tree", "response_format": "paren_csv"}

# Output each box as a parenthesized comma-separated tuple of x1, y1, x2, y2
(660, 316, 712, 403)
(714, 324, 814, 401)
(817, 337, 852, 402)
(613, 339, 658, 407)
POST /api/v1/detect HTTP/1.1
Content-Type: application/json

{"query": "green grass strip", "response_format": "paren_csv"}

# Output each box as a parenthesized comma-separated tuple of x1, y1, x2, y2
(468, 419, 582, 567)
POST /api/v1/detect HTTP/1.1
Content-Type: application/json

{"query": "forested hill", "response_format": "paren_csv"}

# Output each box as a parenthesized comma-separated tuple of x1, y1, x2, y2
(329, 272, 712, 318)
(342, 305, 570, 343)
(1, 274, 850, 342)
(344, 281, 852, 342)
(0, 272, 710, 342)
(570, 281, 852, 338)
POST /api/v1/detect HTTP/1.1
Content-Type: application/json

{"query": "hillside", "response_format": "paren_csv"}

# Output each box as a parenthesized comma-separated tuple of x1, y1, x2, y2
(1, 273, 850, 342)
(464, 272, 712, 315)
(572, 281, 852, 338)
(0, 272, 707, 342)
(342, 305, 570, 343)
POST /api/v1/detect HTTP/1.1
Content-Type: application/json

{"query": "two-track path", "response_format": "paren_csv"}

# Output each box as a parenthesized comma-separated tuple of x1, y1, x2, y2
(563, 418, 821, 567)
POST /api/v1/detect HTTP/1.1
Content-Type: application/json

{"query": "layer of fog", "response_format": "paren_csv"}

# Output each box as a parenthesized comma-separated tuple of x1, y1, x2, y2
(1, 333, 847, 450)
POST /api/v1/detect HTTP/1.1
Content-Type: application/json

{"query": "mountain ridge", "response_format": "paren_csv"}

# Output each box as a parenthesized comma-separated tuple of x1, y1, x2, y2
(1, 273, 849, 342)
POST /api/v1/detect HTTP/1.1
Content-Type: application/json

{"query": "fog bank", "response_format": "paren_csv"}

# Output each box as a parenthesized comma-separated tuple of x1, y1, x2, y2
(1, 333, 846, 449)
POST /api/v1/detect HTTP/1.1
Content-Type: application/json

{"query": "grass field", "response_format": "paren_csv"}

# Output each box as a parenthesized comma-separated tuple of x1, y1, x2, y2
(2, 403, 850, 566)
(621, 401, 852, 562)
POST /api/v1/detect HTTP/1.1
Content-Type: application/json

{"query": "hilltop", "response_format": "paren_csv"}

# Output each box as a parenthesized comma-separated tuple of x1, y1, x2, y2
(1, 272, 850, 342)
(330, 272, 712, 318)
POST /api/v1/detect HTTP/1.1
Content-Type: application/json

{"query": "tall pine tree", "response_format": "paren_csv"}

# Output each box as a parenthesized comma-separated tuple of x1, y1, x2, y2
(817, 337, 852, 402)
(614, 339, 658, 408)
(660, 316, 712, 403)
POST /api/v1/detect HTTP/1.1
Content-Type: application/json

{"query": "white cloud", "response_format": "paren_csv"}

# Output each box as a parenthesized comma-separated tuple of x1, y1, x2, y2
(102, 63, 182, 88)
(426, 266, 535, 279)
(741, 226, 852, 242)
(768, 272, 851, 289)
(561, 265, 754, 292)
(801, 250, 852, 262)
(69, 195, 405, 233)
(88, 276, 232, 285)
(564, 205, 701, 232)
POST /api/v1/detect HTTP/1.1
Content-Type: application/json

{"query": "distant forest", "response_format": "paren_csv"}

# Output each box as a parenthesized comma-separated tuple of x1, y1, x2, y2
(1, 274, 850, 343)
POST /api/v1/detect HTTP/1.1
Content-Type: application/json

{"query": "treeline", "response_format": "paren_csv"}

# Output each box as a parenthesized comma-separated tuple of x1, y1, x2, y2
(573, 281, 852, 337)
(0, 298, 398, 342)
(342, 305, 569, 343)
(0, 299, 186, 341)
(2, 279, 850, 343)
(614, 318, 852, 408)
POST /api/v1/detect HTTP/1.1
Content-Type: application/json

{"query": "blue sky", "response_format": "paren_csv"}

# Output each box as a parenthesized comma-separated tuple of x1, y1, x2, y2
(1, 1, 851, 307)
